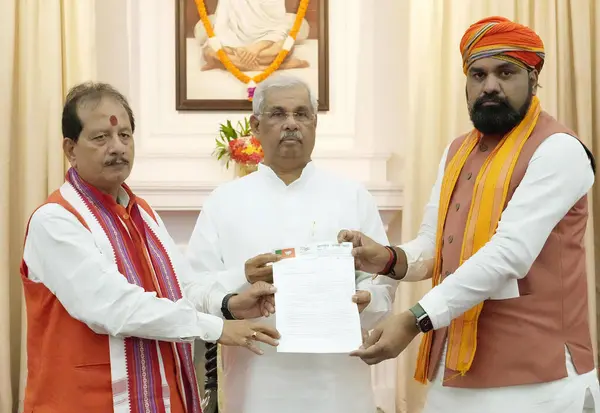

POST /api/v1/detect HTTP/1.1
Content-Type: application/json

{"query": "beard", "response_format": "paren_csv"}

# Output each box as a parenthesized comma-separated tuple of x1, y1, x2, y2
(468, 84, 533, 135)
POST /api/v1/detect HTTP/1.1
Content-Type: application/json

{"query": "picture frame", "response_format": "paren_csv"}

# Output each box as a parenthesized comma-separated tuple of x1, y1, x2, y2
(175, 0, 329, 111)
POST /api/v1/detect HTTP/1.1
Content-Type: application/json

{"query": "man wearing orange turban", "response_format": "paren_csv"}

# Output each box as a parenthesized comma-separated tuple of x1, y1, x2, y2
(339, 16, 600, 413)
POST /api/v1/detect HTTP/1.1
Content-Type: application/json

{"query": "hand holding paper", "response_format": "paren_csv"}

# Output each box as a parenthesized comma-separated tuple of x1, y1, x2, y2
(272, 242, 363, 353)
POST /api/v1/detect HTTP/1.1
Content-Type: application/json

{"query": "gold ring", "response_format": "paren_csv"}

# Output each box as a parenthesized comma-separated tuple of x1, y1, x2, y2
(251, 331, 258, 340)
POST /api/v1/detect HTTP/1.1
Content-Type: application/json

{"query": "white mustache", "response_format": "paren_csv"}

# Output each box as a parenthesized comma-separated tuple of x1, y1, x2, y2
(280, 132, 302, 141)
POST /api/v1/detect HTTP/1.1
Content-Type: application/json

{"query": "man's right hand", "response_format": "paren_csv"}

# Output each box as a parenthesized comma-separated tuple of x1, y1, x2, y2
(218, 320, 280, 355)
(245, 253, 281, 284)
(337, 230, 390, 274)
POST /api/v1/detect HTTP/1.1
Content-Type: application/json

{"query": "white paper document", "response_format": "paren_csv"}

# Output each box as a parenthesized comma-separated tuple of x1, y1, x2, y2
(272, 242, 363, 353)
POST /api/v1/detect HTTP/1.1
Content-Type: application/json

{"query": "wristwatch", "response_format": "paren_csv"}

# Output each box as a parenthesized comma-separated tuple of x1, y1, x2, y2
(221, 293, 239, 320)
(409, 303, 433, 333)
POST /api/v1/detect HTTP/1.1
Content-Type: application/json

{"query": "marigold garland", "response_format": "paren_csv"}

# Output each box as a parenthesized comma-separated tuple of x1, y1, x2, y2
(194, 0, 310, 100)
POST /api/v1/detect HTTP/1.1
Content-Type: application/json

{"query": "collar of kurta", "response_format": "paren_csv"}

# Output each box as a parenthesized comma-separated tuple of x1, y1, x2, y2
(257, 160, 316, 186)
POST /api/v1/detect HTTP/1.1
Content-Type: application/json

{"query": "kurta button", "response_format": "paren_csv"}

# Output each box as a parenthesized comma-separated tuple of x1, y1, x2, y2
(444, 271, 450, 276)
(467, 172, 473, 180)
(480, 143, 488, 152)
(455, 203, 460, 211)
(448, 235, 454, 243)
(123, 213, 130, 219)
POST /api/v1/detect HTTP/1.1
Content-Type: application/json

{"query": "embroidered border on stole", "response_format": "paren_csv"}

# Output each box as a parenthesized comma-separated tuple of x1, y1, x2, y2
(60, 170, 202, 413)
(139, 209, 202, 413)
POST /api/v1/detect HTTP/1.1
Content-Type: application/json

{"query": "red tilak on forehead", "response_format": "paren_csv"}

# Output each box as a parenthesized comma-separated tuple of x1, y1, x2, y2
(109, 115, 118, 126)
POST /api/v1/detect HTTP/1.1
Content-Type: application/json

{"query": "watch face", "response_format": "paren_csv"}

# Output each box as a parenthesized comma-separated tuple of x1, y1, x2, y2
(419, 317, 433, 333)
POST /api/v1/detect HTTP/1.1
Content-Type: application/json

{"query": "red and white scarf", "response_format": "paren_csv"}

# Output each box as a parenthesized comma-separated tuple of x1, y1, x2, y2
(63, 168, 202, 413)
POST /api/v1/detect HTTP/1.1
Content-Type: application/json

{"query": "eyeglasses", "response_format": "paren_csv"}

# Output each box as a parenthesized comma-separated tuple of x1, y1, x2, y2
(261, 110, 315, 123)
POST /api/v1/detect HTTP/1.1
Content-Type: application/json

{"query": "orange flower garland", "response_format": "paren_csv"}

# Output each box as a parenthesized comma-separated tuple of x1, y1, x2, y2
(194, 0, 310, 100)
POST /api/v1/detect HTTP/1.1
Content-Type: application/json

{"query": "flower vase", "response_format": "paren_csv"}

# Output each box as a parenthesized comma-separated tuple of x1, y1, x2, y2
(234, 163, 258, 177)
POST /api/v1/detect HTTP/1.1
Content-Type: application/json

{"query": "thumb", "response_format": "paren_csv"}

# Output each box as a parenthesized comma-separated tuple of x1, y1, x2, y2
(363, 327, 382, 349)
(337, 229, 353, 243)
(352, 291, 370, 304)
(361, 328, 368, 344)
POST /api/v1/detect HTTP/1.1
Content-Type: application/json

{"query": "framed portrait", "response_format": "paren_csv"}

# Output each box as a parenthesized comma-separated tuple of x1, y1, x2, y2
(175, 0, 329, 111)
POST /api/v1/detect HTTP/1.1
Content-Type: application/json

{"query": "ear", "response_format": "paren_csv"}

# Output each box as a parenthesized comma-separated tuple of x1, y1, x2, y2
(530, 70, 539, 95)
(63, 138, 77, 167)
(250, 114, 260, 136)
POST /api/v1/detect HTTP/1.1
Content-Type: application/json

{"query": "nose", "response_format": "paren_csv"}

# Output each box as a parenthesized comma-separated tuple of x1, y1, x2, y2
(107, 133, 127, 155)
(282, 115, 299, 131)
(482, 74, 501, 94)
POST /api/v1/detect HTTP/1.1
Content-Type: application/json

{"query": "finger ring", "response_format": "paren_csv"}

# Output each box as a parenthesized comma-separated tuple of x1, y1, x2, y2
(251, 331, 257, 340)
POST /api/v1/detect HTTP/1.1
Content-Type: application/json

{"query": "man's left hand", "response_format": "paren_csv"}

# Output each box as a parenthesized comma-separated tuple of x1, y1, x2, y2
(350, 311, 420, 365)
(228, 281, 276, 320)
(352, 290, 371, 313)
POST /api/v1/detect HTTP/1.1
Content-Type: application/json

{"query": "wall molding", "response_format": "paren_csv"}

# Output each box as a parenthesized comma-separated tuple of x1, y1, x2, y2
(133, 181, 403, 211)
(128, 149, 402, 209)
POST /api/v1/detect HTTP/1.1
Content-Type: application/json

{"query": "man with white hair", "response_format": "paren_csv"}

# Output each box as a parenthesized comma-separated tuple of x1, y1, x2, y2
(186, 74, 394, 413)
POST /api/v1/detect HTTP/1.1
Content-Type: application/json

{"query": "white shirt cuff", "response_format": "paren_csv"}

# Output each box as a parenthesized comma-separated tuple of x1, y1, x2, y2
(418, 285, 451, 330)
(200, 315, 224, 342)
(208, 287, 228, 319)
(398, 242, 433, 282)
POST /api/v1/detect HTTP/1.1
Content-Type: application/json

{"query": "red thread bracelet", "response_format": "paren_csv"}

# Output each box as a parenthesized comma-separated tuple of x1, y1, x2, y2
(381, 246, 394, 274)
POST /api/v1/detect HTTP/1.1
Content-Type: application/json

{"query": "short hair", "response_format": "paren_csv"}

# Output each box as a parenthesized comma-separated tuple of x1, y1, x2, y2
(252, 75, 318, 115)
(62, 82, 135, 142)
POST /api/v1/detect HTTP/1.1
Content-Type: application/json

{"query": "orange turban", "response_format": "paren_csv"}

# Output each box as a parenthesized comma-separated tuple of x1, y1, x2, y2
(460, 16, 545, 74)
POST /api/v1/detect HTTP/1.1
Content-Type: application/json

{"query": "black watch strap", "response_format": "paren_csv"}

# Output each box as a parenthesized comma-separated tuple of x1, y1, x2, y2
(409, 303, 433, 333)
(221, 293, 239, 320)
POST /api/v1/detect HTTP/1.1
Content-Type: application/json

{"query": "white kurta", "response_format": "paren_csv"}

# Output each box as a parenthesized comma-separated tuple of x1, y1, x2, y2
(23, 186, 226, 344)
(399, 133, 600, 413)
(186, 162, 394, 413)
(213, 0, 288, 47)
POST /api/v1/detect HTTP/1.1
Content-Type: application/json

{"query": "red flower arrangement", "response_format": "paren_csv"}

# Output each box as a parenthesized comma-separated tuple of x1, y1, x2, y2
(227, 135, 263, 165)
(213, 118, 264, 172)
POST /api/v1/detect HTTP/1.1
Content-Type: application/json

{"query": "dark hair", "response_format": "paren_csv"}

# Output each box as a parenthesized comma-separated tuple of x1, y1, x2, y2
(62, 82, 135, 142)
